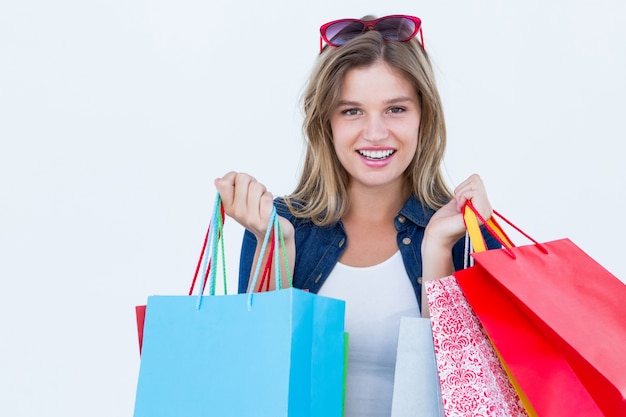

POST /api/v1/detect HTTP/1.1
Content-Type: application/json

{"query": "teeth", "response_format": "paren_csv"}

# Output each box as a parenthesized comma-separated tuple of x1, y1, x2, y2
(358, 149, 395, 160)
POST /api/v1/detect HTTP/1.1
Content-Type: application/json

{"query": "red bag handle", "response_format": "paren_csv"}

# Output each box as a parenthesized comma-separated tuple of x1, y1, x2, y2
(463, 201, 548, 259)
(257, 229, 276, 292)
(188, 201, 226, 296)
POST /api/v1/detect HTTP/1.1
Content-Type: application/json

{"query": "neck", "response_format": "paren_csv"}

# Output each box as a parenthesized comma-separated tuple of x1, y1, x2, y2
(344, 181, 410, 223)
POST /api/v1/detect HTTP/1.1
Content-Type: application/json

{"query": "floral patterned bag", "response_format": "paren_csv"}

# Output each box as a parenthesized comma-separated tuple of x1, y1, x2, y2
(425, 275, 529, 417)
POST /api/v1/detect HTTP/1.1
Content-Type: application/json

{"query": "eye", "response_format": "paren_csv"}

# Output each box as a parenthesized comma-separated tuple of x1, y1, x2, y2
(341, 108, 361, 116)
(388, 106, 406, 114)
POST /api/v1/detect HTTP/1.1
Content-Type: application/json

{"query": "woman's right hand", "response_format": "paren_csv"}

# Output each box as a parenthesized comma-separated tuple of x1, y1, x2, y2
(215, 172, 295, 291)
(215, 172, 277, 240)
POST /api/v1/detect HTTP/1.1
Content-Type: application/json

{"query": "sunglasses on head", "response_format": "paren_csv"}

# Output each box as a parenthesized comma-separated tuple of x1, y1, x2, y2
(319, 14, 424, 52)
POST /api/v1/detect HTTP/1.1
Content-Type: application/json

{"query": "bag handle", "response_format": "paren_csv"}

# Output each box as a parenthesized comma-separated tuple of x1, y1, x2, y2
(463, 201, 548, 258)
(246, 206, 293, 309)
(188, 196, 226, 296)
(257, 229, 275, 292)
(194, 194, 229, 308)
(256, 217, 294, 292)
(463, 202, 514, 254)
(191, 193, 293, 309)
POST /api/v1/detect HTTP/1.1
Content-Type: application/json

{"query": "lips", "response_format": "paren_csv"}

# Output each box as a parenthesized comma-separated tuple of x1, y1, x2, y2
(357, 149, 396, 160)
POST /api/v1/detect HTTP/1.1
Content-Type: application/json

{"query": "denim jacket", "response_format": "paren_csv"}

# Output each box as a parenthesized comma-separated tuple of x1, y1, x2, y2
(238, 195, 499, 308)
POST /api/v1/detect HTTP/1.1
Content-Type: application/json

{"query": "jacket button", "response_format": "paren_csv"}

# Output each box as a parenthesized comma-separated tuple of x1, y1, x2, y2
(397, 216, 406, 223)
(338, 238, 345, 248)
(418, 277, 423, 284)
(402, 237, 411, 245)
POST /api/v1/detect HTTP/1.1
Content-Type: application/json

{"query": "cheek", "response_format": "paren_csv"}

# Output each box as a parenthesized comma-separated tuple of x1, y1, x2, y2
(409, 120, 421, 146)
(332, 136, 349, 162)
(329, 119, 352, 147)
(329, 116, 342, 137)
(401, 127, 420, 160)
(330, 127, 354, 167)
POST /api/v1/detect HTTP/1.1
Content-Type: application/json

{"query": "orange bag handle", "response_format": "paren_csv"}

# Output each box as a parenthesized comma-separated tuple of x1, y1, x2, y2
(462, 201, 547, 257)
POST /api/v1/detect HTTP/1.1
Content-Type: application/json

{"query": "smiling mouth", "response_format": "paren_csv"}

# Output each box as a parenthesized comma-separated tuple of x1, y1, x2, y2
(358, 149, 396, 160)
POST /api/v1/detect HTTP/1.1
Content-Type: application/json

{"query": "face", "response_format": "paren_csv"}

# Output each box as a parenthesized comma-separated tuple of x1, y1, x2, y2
(330, 61, 421, 192)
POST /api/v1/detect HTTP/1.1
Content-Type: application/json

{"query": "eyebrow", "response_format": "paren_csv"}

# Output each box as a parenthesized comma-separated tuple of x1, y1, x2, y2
(336, 96, 416, 106)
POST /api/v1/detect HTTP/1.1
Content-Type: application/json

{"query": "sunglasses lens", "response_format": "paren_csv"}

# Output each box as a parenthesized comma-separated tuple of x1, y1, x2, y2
(324, 20, 366, 46)
(375, 17, 418, 41)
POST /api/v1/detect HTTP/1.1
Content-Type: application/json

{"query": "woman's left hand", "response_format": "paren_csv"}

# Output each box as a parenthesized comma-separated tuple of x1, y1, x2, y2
(420, 174, 493, 317)
(424, 174, 493, 252)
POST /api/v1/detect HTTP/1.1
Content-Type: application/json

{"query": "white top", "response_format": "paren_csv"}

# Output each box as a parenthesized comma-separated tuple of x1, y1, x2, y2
(317, 251, 420, 417)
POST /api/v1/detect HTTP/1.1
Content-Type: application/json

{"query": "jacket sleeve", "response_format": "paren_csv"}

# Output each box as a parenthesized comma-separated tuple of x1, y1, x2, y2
(238, 229, 257, 293)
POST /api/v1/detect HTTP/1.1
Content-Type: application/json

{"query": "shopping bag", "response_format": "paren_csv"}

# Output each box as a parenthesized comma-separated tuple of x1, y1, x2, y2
(458, 202, 626, 417)
(135, 305, 146, 354)
(133, 195, 347, 417)
(454, 266, 602, 416)
(425, 276, 529, 417)
(135, 288, 346, 417)
(390, 317, 445, 417)
(452, 204, 604, 416)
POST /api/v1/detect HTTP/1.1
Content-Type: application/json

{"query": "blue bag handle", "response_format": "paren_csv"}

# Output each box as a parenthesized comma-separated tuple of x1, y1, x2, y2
(195, 193, 292, 310)
(195, 194, 227, 308)
(247, 206, 293, 309)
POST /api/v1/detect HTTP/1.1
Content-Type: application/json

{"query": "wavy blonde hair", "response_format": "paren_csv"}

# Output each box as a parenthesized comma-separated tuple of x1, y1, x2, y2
(286, 27, 451, 226)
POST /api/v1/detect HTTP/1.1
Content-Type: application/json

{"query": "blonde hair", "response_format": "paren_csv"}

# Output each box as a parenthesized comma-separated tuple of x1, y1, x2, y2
(286, 29, 451, 226)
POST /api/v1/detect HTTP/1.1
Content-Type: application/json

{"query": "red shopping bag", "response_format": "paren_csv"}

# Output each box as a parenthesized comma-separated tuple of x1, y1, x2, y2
(457, 202, 626, 417)
(135, 305, 146, 354)
(454, 267, 603, 416)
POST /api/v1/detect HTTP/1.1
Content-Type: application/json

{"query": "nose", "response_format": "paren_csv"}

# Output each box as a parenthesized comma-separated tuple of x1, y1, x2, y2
(362, 115, 389, 142)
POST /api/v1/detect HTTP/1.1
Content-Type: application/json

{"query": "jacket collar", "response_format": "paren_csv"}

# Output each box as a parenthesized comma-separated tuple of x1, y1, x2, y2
(399, 195, 437, 227)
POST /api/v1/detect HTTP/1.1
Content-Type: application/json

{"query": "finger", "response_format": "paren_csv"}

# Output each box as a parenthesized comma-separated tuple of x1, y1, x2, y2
(231, 173, 257, 217)
(453, 174, 482, 196)
(215, 171, 238, 208)
(453, 174, 485, 211)
(246, 181, 270, 224)
(258, 190, 276, 226)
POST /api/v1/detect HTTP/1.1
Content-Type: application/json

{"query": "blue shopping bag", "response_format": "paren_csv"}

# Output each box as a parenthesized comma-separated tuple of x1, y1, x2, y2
(134, 289, 346, 417)
(133, 195, 346, 417)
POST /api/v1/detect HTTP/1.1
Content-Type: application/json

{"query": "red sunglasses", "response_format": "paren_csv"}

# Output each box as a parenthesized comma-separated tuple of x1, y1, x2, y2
(319, 15, 424, 52)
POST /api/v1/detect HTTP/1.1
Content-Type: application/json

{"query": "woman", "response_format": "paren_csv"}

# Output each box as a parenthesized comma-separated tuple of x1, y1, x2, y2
(216, 14, 497, 417)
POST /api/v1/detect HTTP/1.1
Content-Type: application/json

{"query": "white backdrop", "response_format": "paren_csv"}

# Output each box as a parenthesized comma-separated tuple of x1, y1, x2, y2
(1, 1, 625, 416)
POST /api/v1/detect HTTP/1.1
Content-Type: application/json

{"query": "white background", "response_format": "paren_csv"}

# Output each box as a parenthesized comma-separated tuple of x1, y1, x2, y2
(1, 1, 625, 415)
